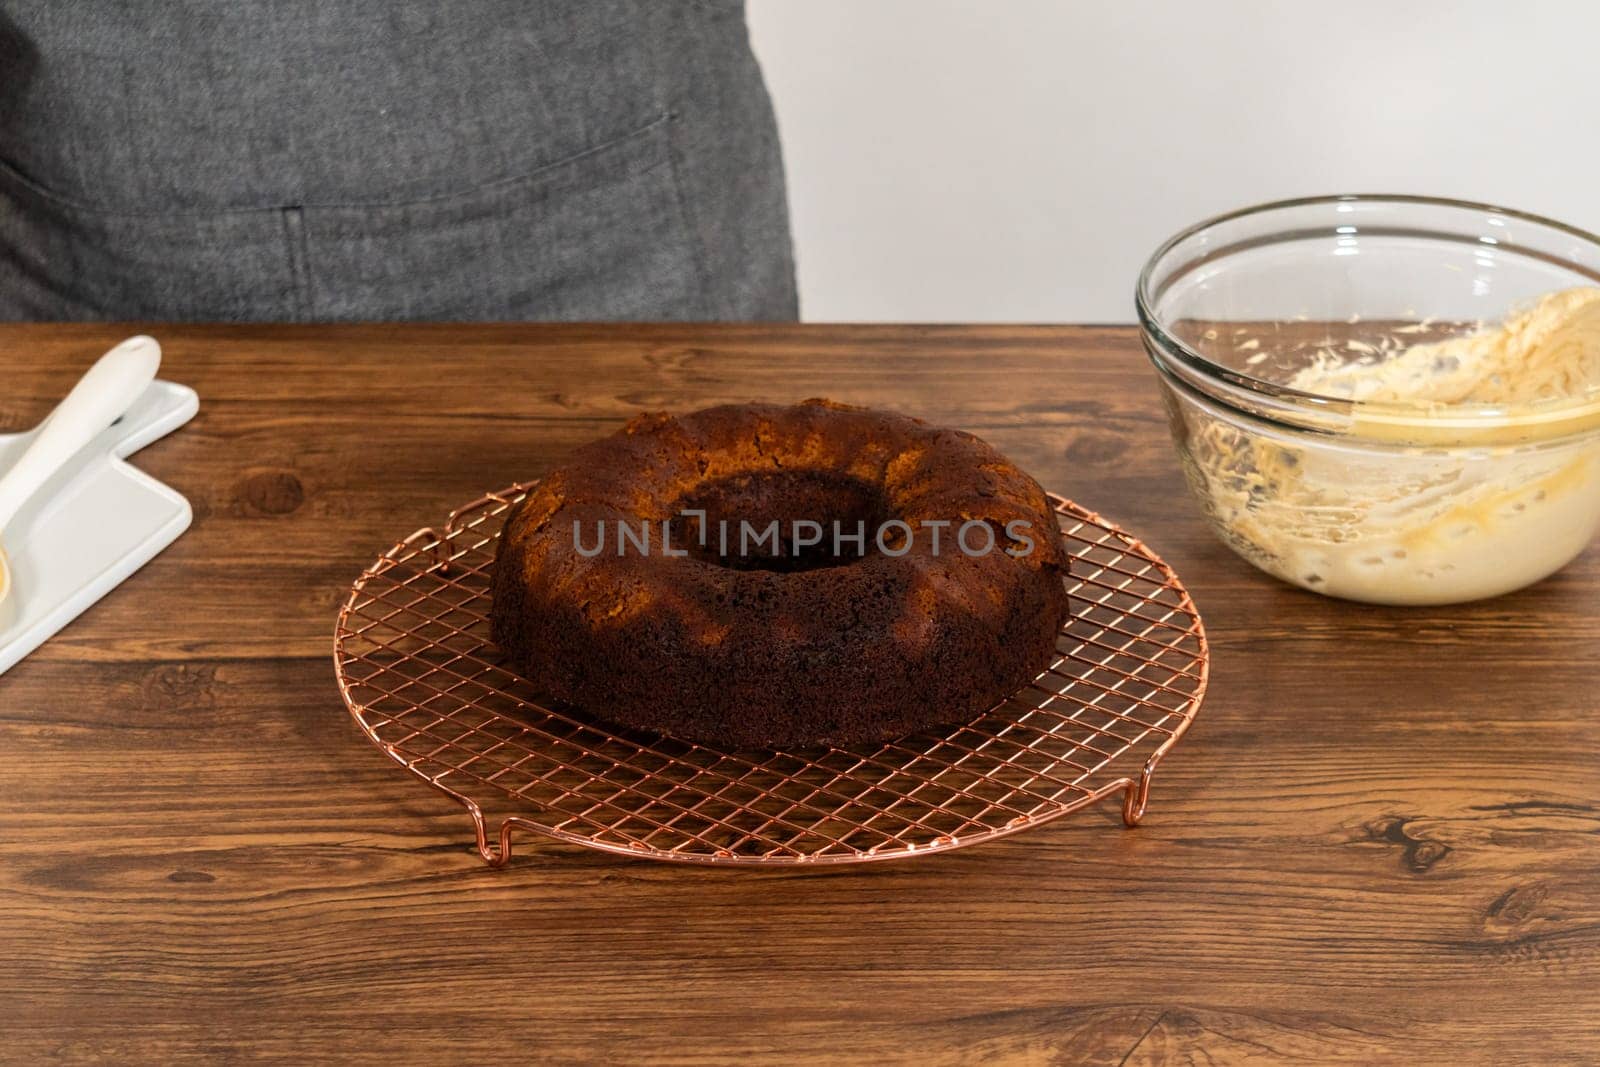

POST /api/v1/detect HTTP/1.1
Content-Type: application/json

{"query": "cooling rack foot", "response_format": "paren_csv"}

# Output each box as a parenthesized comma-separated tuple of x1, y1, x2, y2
(1120, 763, 1158, 827)
(466, 807, 518, 867)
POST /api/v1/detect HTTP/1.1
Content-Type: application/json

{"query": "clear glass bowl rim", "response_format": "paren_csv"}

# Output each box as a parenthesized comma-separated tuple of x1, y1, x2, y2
(1135, 192, 1600, 441)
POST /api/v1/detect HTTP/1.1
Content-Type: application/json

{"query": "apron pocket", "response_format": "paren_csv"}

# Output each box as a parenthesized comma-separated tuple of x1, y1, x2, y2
(0, 156, 297, 321)
(298, 114, 710, 321)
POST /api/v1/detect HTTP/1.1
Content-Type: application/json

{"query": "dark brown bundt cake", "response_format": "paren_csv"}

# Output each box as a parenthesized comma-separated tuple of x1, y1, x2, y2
(489, 399, 1072, 750)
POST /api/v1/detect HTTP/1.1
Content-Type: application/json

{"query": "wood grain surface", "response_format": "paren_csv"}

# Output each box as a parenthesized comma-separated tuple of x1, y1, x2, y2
(2, 324, 1597, 1065)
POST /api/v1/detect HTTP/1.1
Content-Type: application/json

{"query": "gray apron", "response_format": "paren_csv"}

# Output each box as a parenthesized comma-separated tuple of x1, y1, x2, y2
(0, 1, 797, 321)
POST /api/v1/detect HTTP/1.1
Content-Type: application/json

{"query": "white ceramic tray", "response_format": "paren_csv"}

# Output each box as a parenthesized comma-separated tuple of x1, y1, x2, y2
(0, 380, 197, 675)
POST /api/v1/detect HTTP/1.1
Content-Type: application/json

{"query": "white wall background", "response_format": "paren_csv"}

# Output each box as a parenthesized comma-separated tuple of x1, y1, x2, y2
(747, 0, 1600, 323)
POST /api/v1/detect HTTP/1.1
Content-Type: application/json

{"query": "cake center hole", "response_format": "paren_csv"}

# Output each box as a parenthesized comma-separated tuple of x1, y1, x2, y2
(669, 471, 890, 573)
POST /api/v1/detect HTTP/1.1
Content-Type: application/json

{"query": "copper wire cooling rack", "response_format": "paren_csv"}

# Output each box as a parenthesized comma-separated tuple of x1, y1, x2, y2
(333, 484, 1209, 867)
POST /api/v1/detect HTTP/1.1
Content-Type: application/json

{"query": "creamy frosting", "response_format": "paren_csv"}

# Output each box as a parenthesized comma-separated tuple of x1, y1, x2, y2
(1186, 288, 1600, 604)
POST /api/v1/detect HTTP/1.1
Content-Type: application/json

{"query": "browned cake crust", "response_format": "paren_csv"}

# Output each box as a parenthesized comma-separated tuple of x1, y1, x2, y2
(489, 399, 1072, 749)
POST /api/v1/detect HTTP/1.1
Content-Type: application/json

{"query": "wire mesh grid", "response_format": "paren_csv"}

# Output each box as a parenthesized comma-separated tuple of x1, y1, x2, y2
(333, 483, 1208, 867)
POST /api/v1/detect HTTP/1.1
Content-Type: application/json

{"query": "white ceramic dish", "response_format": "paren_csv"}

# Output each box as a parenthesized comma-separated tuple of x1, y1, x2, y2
(0, 380, 197, 675)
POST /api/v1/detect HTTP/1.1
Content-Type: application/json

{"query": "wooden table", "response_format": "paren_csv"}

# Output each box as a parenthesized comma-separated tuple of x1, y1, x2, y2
(5, 324, 1597, 1065)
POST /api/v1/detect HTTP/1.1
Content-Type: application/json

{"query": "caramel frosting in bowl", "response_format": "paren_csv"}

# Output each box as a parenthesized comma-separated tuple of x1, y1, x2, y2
(1183, 288, 1600, 604)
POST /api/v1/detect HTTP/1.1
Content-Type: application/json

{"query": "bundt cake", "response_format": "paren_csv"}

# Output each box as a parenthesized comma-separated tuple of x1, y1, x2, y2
(489, 399, 1072, 750)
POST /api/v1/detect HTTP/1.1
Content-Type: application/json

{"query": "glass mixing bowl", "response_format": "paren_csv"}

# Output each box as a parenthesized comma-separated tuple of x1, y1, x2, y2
(1136, 194, 1600, 605)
